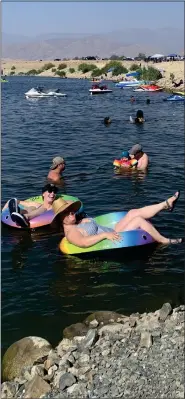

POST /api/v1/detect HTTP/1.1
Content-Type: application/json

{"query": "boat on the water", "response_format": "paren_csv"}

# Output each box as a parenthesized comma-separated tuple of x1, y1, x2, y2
(1, 78, 8, 83)
(89, 84, 112, 94)
(25, 87, 67, 99)
(163, 94, 185, 102)
(133, 84, 163, 92)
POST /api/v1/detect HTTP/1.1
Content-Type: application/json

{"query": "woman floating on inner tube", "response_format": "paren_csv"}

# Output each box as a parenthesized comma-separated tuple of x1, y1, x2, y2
(53, 192, 182, 247)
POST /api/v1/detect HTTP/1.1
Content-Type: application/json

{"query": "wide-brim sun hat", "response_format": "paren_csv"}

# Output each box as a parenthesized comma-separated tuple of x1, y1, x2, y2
(52, 198, 82, 219)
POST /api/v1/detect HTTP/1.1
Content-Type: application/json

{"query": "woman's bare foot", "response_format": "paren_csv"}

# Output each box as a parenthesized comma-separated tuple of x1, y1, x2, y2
(164, 191, 180, 212)
(161, 237, 183, 245)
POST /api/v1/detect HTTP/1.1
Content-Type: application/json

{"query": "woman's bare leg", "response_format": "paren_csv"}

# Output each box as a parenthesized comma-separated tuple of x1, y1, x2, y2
(115, 192, 179, 231)
(115, 216, 182, 244)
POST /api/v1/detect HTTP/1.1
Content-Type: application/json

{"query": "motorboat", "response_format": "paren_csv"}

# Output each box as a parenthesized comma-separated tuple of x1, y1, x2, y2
(25, 87, 67, 99)
(115, 79, 149, 88)
(89, 84, 112, 94)
(133, 84, 163, 92)
(163, 94, 185, 102)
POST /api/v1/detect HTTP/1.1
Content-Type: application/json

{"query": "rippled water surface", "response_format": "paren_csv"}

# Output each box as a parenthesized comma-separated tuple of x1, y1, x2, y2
(2, 77, 184, 354)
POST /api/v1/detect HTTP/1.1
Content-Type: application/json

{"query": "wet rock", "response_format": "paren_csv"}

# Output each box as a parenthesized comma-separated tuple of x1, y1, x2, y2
(140, 331, 153, 348)
(24, 375, 51, 398)
(84, 311, 123, 326)
(58, 372, 76, 391)
(1, 381, 18, 398)
(2, 336, 52, 381)
(63, 323, 89, 340)
(159, 303, 172, 321)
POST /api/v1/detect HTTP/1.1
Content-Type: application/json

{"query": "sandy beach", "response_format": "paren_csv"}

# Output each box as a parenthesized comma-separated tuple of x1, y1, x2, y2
(1, 59, 184, 91)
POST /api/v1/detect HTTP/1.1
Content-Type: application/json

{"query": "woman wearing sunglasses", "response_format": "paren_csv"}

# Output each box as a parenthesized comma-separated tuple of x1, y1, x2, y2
(53, 192, 182, 246)
(2, 184, 58, 227)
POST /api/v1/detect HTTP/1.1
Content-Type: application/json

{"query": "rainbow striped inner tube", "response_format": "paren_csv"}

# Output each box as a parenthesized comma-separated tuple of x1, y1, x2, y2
(1, 194, 83, 230)
(113, 158, 138, 168)
(60, 211, 155, 255)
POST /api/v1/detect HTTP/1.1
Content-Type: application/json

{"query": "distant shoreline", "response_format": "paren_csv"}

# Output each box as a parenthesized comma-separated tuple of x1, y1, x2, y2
(1, 59, 184, 91)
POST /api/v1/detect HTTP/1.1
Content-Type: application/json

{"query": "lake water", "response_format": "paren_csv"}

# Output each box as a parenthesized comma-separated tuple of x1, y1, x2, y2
(1, 77, 184, 354)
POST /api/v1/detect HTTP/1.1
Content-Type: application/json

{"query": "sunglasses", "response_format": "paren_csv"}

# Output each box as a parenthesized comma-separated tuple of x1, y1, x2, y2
(48, 187, 58, 194)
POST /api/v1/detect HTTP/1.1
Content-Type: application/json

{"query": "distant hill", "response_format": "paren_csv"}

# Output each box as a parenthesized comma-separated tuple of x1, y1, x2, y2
(2, 28, 184, 60)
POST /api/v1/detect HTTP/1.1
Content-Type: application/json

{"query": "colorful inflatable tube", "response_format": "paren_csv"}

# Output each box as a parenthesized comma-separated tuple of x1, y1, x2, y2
(59, 211, 155, 255)
(113, 158, 138, 168)
(1, 194, 83, 230)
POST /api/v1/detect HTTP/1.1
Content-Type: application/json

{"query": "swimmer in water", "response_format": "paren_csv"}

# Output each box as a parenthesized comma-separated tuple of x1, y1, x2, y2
(47, 156, 66, 183)
(104, 116, 112, 125)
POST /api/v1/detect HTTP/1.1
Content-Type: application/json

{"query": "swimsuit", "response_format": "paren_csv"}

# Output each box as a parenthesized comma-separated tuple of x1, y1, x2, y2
(77, 217, 114, 236)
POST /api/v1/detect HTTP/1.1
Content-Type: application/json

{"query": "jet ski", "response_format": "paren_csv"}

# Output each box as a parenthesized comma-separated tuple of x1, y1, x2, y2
(163, 94, 185, 102)
(25, 87, 67, 98)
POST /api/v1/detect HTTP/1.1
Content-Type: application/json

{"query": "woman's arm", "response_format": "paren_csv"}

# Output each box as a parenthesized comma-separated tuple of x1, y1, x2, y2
(66, 228, 120, 248)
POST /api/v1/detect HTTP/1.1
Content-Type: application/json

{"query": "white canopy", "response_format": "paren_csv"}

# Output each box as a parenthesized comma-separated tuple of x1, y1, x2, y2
(150, 54, 165, 59)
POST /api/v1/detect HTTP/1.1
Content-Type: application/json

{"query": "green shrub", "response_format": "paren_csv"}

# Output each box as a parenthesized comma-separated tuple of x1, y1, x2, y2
(11, 66, 16, 70)
(26, 69, 39, 75)
(42, 63, 55, 71)
(130, 63, 139, 71)
(140, 66, 162, 81)
(78, 63, 97, 73)
(58, 63, 67, 70)
(91, 68, 102, 77)
(55, 70, 66, 77)
(18, 72, 25, 75)
(69, 68, 75, 73)
(10, 71, 15, 75)
(170, 73, 175, 82)
(112, 65, 128, 76)
(51, 68, 56, 72)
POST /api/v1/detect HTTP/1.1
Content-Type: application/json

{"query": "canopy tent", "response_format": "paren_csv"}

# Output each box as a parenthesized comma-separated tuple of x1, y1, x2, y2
(126, 71, 140, 77)
(150, 54, 164, 59)
(167, 53, 178, 57)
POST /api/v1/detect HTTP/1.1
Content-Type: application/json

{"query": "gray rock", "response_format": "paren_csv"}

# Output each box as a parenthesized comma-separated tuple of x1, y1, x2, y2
(159, 303, 172, 321)
(98, 323, 125, 337)
(56, 338, 77, 356)
(59, 372, 76, 391)
(84, 311, 123, 326)
(63, 323, 89, 340)
(78, 353, 90, 366)
(24, 375, 51, 398)
(66, 382, 87, 396)
(89, 319, 99, 328)
(2, 336, 52, 381)
(140, 331, 153, 348)
(79, 329, 98, 350)
(1, 381, 18, 398)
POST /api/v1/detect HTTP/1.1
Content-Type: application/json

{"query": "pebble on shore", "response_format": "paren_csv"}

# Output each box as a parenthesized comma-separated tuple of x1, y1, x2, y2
(1, 303, 184, 399)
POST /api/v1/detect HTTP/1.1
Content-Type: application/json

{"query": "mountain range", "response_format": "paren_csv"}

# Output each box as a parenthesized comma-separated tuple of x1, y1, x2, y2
(2, 28, 184, 60)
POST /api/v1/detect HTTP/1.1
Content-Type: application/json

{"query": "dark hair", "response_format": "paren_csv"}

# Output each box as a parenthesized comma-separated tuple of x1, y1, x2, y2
(104, 116, 111, 125)
(136, 110, 144, 118)
(146, 99, 150, 104)
(42, 183, 58, 194)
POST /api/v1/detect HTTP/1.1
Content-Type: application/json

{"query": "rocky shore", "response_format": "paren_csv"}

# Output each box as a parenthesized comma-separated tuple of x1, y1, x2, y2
(1, 303, 184, 398)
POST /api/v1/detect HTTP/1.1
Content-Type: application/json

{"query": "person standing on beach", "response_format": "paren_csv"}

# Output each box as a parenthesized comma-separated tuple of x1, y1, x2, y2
(47, 156, 66, 183)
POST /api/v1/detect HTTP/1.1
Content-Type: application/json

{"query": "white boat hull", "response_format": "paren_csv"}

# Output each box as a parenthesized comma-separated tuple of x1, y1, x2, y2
(25, 88, 67, 98)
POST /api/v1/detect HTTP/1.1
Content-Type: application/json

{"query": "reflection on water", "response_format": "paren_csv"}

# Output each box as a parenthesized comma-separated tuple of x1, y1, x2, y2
(1, 76, 184, 353)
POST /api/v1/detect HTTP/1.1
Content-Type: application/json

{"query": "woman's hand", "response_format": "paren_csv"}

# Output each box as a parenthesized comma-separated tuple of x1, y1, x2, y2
(103, 231, 121, 242)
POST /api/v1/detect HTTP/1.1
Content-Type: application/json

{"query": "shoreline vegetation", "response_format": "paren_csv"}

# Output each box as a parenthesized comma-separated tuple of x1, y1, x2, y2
(1, 303, 184, 398)
(2, 59, 184, 92)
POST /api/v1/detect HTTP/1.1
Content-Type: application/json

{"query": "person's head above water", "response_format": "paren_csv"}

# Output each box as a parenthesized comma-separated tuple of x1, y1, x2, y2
(52, 198, 81, 225)
(42, 183, 58, 203)
(122, 150, 130, 159)
(50, 156, 66, 171)
(129, 144, 143, 158)
(104, 116, 111, 125)
(135, 110, 145, 123)
(146, 99, 150, 104)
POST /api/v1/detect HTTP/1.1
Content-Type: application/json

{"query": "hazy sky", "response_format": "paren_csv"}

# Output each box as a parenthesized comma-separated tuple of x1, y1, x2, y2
(2, 1, 184, 36)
